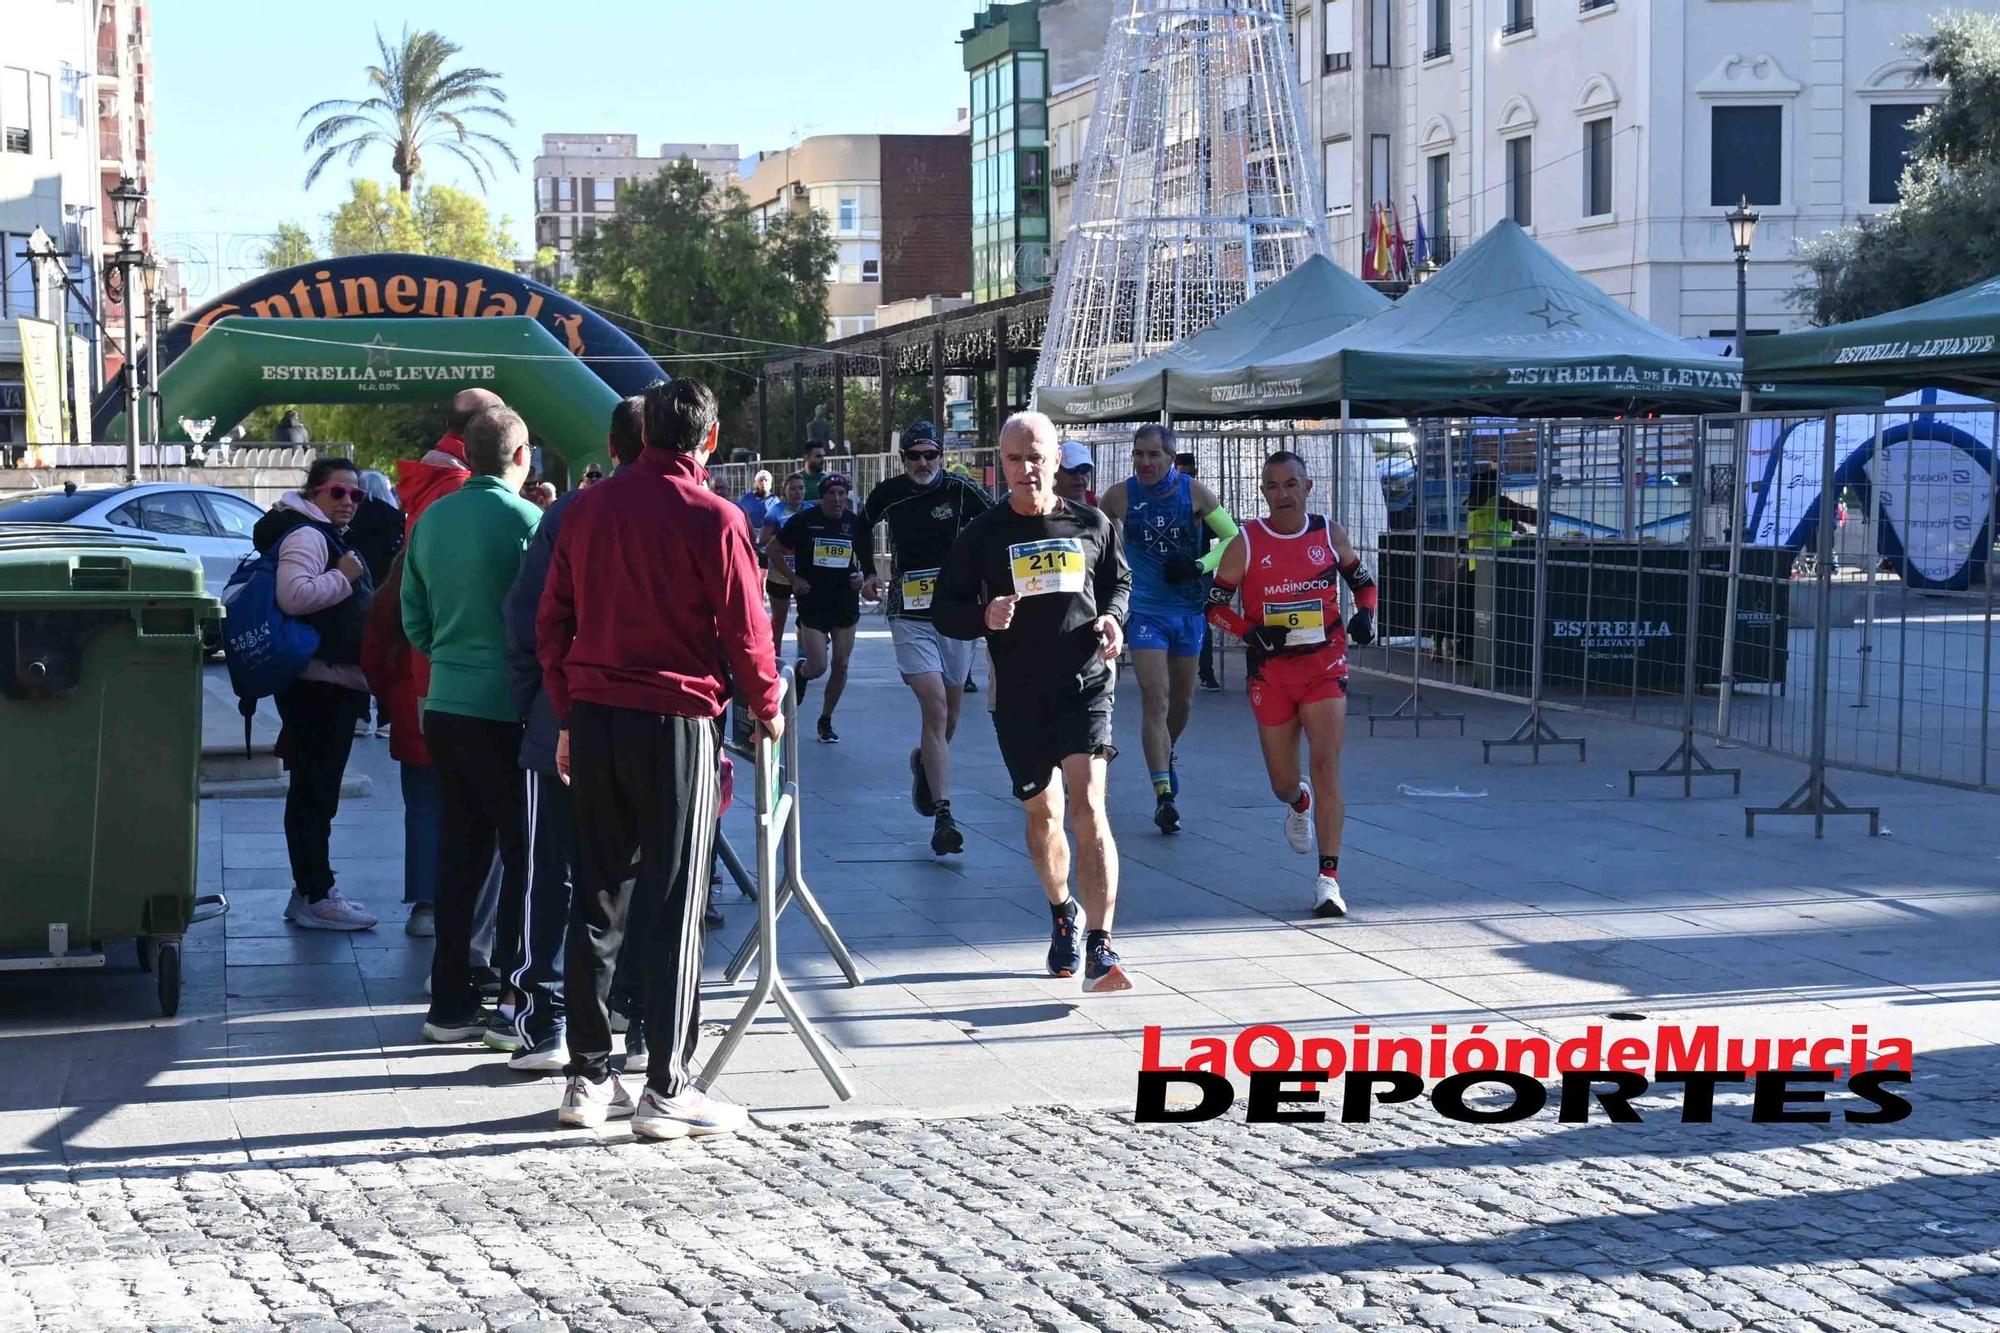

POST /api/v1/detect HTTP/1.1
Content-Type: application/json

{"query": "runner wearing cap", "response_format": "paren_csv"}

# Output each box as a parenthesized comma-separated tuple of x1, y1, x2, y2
(1099, 424, 1240, 834)
(856, 421, 993, 856)
(1055, 440, 1098, 507)
(769, 472, 863, 743)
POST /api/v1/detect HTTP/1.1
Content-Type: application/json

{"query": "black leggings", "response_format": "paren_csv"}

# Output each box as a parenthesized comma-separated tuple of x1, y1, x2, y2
(274, 679, 366, 901)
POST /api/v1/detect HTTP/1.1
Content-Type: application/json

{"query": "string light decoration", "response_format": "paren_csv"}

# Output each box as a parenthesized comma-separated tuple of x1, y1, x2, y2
(1033, 0, 1327, 395)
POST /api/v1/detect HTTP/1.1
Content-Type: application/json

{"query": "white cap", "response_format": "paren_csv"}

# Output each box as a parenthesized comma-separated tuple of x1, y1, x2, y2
(1059, 441, 1094, 471)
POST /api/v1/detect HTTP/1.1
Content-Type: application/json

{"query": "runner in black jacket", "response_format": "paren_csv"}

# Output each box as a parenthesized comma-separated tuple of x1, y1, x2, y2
(934, 411, 1133, 993)
(854, 421, 992, 854)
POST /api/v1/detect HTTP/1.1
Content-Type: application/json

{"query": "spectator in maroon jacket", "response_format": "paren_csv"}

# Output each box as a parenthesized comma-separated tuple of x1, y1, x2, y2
(536, 377, 782, 1141)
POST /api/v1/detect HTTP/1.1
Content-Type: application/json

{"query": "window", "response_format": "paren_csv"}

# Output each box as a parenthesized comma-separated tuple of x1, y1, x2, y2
(1298, 10, 1313, 83)
(837, 196, 858, 232)
(31, 72, 49, 155)
(1325, 0, 1353, 70)
(1583, 117, 1612, 216)
(59, 64, 82, 126)
(1869, 103, 1925, 205)
(862, 258, 880, 283)
(1370, 134, 1392, 213)
(200, 494, 263, 540)
(590, 177, 613, 211)
(556, 177, 573, 208)
(1426, 0, 1450, 59)
(1370, 0, 1392, 66)
(1426, 151, 1451, 251)
(536, 177, 554, 210)
(1506, 135, 1533, 225)
(1324, 137, 1354, 214)
(1502, 0, 1533, 35)
(1710, 105, 1782, 206)
(2, 68, 30, 154)
(558, 217, 574, 241)
(135, 492, 216, 538)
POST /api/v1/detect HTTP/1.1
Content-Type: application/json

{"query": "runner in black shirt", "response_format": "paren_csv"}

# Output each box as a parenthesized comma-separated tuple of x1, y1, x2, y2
(855, 421, 993, 854)
(935, 411, 1133, 993)
(771, 473, 863, 743)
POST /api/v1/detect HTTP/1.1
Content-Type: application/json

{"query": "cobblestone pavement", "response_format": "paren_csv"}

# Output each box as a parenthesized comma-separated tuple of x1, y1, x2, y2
(4, 1062, 1998, 1333)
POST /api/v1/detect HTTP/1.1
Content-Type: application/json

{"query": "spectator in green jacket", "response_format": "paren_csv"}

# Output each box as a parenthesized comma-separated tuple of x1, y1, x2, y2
(401, 405, 543, 1048)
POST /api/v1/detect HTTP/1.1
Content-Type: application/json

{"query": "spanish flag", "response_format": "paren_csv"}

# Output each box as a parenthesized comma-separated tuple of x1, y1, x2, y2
(1367, 203, 1394, 281)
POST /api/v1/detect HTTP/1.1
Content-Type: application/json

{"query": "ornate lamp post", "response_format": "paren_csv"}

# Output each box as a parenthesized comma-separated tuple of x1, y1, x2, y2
(108, 175, 146, 481)
(1725, 195, 1760, 413)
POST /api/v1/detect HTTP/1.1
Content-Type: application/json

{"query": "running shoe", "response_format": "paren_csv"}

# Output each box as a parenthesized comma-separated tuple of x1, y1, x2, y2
(962, 675, 979, 695)
(794, 666, 810, 707)
(1153, 794, 1181, 835)
(1284, 781, 1315, 856)
(557, 1074, 635, 1128)
(910, 748, 937, 817)
(422, 1012, 489, 1044)
(509, 1030, 568, 1074)
(288, 891, 377, 932)
(482, 1011, 525, 1054)
(404, 903, 436, 937)
(1198, 673, 1222, 693)
(624, 1019, 649, 1075)
(930, 807, 964, 856)
(1083, 939, 1133, 993)
(633, 1086, 749, 1140)
(817, 716, 839, 744)
(1047, 900, 1080, 978)
(1313, 874, 1348, 919)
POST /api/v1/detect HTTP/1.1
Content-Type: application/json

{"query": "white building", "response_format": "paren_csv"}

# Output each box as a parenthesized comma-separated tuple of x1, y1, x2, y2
(532, 134, 740, 280)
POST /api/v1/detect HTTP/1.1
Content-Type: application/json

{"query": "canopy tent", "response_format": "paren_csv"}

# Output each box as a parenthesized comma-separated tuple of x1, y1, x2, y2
(1163, 222, 1808, 419)
(1743, 272, 2000, 399)
(1037, 254, 1390, 424)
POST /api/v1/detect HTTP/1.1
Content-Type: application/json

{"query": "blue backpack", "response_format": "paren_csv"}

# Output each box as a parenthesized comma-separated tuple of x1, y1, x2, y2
(220, 550, 320, 754)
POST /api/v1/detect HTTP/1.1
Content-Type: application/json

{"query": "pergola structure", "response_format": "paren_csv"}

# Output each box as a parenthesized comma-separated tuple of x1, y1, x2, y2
(757, 288, 1049, 454)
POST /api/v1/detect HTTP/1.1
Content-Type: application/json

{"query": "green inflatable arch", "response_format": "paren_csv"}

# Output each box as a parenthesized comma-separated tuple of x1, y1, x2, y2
(112, 316, 621, 467)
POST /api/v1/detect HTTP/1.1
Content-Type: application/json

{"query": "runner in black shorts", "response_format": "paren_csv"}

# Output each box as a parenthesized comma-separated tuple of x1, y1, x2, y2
(770, 473, 863, 744)
(935, 411, 1134, 993)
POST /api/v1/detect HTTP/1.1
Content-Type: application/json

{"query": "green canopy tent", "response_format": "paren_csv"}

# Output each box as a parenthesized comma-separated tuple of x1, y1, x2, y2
(1165, 221, 1842, 419)
(106, 316, 623, 467)
(1743, 272, 2000, 399)
(1038, 254, 1390, 424)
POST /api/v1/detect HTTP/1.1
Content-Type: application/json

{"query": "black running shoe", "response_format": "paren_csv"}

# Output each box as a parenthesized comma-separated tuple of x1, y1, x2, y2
(1154, 794, 1181, 834)
(963, 675, 979, 694)
(1083, 939, 1132, 993)
(817, 716, 839, 744)
(1198, 674, 1222, 692)
(1047, 900, 1080, 978)
(910, 747, 937, 817)
(794, 660, 810, 706)
(930, 808, 964, 856)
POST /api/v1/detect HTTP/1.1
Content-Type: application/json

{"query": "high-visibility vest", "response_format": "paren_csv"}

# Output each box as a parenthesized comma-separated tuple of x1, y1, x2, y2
(1467, 498, 1513, 570)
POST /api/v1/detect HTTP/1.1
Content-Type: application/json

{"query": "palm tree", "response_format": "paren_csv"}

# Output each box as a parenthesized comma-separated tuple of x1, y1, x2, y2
(299, 26, 517, 197)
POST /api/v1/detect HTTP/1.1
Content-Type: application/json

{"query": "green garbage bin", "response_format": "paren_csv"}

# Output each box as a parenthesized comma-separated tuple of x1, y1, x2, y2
(0, 529, 225, 1016)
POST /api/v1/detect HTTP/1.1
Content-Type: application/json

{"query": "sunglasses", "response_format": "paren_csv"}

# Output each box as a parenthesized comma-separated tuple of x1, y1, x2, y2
(319, 484, 364, 502)
(904, 449, 941, 462)
(583, 469, 604, 480)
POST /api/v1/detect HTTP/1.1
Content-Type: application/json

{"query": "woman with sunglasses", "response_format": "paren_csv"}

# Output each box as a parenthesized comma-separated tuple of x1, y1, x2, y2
(759, 472, 808, 653)
(251, 457, 379, 932)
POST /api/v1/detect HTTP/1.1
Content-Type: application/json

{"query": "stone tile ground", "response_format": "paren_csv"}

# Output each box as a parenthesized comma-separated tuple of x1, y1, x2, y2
(1, 635, 1996, 1329)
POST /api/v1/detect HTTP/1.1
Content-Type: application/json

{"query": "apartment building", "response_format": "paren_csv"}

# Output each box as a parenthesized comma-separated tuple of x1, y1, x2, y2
(532, 133, 740, 280)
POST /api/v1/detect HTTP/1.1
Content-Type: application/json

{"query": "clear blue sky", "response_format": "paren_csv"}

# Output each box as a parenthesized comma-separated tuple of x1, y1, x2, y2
(152, 1, 973, 303)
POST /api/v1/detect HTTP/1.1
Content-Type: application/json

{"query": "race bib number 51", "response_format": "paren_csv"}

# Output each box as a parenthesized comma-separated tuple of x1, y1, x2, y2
(1264, 597, 1326, 645)
(1009, 538, 1086, 597)
(900, 567, 939, 611)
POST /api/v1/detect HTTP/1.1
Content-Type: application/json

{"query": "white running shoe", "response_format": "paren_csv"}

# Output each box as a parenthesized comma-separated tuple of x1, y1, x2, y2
(1312, 874, 1347, 919)
(290, 892, 377, 931)
(557, 1074, 636, 1128)
(1283, 782, 1315, 856)
(632, 1086, 750, 1140)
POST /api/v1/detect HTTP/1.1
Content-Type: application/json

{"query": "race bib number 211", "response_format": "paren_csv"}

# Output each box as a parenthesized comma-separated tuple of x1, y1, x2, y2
(1008, 538, 1086, 597)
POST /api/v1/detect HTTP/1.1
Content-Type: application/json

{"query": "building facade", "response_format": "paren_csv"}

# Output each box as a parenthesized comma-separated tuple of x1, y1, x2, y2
(532, 134, 740, 281)
(1023, 0, 1948, 337)
(740, 134, 972, 341)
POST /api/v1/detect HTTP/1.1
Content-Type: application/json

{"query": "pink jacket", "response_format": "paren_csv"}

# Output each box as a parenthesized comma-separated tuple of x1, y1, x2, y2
(271, 492, 368, 691)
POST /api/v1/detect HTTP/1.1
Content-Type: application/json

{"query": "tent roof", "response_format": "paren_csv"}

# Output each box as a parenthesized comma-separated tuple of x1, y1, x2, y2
(1743, 272, 2000, 397)
(1038, 254, 1389, 423)
(1168, 221, 1775, 418)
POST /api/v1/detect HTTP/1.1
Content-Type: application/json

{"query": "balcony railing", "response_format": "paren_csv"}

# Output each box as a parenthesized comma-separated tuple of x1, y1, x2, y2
(1323, 51, 1352, 74)
(96, 42, 120, 75)
(1501, 15, 1535, 35)
(1423, 40, 1452, 61)
(1579, 0, 1615, 11)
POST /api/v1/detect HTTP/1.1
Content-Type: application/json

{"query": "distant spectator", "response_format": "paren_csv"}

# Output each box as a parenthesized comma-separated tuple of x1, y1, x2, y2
(737, 469, 774, 537)
(273, 410, 310, 445)
(806, 403, 832, 449)
(800, 443, 831, 501)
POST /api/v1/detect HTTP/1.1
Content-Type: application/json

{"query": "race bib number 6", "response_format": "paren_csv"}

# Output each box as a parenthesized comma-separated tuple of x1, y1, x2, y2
(1264, 598, 1326, 645)
(900, 567, 939, 611)
(1009, 538, 1086, 597)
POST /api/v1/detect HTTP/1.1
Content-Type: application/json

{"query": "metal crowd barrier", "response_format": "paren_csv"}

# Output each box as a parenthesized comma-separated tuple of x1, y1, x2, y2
(701, 668, 859, 1100)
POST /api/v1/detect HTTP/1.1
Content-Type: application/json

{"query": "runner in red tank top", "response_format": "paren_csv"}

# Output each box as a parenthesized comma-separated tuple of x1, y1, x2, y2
(1204, 451, 1377, 918)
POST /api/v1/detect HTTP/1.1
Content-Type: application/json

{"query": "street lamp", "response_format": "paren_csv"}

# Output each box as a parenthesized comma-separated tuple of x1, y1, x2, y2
(1726, 195, 1759, 409)
(108, 175, 147, 481)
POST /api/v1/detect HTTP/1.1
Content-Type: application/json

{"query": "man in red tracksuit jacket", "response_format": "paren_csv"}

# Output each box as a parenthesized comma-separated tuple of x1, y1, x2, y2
(536, 376, 782, 1140)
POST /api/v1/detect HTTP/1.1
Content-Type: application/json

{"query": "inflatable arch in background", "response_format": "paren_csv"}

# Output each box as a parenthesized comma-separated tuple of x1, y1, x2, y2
(93, 253, 665, 451)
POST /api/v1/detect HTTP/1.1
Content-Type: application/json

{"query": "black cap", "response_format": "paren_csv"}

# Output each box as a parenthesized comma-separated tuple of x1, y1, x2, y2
(903, 420, 939, 446)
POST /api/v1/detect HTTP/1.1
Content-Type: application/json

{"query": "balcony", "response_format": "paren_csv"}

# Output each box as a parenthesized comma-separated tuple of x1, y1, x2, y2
(1423, 40, 1451, 61)
(1323, 51, 1352, 74)
(96, 41, 121, 77)
(1500, 15, 1535, 35)
(98, 123, 122, 164)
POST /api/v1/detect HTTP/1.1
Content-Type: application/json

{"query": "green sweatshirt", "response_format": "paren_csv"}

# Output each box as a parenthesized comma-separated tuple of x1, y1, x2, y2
(402, 475, 542, 723)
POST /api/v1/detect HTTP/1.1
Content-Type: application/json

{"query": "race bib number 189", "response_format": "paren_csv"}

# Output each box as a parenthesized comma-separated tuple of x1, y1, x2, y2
(1009, 538, 1086, 598)
(812, 537, 853, 569)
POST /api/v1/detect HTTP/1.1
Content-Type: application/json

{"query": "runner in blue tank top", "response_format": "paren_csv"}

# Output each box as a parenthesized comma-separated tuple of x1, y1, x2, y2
(1099, 424, 1240, 833)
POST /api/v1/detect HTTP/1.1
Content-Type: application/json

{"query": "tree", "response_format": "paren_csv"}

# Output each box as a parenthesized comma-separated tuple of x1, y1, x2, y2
(260, 223, 318, 271)
(299, 25, 516, 198)
(567, 159, 837, 427)
(326, 178, 512, 266)
(1792, 13, 2000, 325)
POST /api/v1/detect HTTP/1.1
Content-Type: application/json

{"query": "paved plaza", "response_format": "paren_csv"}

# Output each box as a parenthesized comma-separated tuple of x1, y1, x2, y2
(2, 632, 1997, 1331)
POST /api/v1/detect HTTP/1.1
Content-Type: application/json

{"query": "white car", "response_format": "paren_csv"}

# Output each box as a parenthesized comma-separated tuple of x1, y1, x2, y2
(0, 482, 268, 599)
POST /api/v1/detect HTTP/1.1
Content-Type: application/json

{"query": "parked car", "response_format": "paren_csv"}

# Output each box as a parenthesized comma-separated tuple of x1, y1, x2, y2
(0, 482, 268, 600)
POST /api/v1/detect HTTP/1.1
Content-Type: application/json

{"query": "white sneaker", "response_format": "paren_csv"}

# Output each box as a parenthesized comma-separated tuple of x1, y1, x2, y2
(558, 1074, 636, 1128)
(633, 1086, 750, 1140)
(1312, 874, 1347, 919)
(1283, 782, 1314, 856)
(290, 893, 377, 931)
(404, 904, 436, 937)
(375, 723, 392, 740)
(354, 720, 370, 739)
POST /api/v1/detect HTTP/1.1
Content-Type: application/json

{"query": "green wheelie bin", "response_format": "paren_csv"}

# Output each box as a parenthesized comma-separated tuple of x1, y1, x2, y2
(0, 527, 225, 1016)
